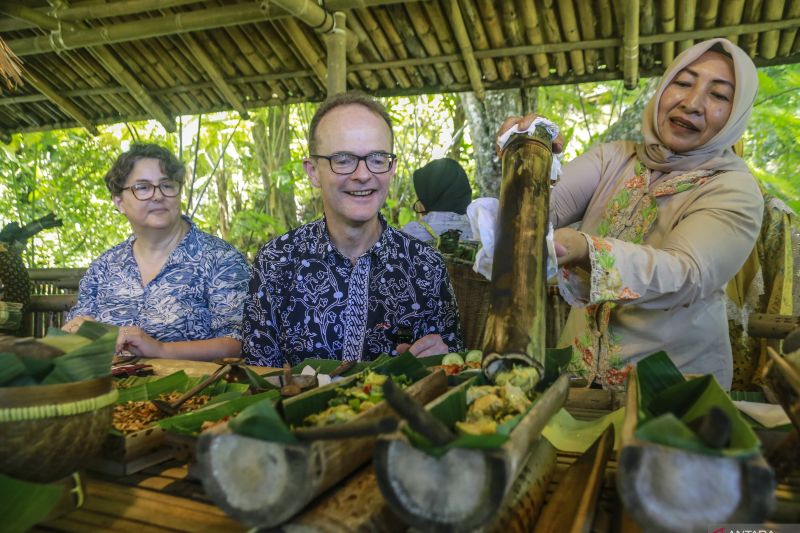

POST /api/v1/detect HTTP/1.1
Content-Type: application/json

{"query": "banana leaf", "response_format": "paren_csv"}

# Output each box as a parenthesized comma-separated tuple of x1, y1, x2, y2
(634, 352, 761, 458)
(229, 397, 297, 444)
(541, 407, 625, 453)
(403, 376, 531, 456)
(281, 352, 429, 426)
(0, 474, 63, 533)
(114, 371, 249, 404)
(0, 352, 26, 385)
(260, 355, 391, 377)
(157, 390, 280, 436)
(230, 353, 430, 443)
(40, 330, 116, 385)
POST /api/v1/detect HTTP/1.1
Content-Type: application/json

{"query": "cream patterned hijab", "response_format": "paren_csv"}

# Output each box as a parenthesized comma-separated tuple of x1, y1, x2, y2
(637, 38, 759, 173)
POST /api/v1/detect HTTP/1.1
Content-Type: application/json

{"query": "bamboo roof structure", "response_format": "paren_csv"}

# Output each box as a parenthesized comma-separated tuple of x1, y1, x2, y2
(0, 0, 799, 137)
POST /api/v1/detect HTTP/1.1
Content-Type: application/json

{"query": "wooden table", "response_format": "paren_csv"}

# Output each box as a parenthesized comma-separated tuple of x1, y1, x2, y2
(33, 374, 800, 532)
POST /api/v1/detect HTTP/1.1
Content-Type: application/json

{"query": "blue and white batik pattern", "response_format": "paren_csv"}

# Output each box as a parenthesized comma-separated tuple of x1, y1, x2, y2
(242, 216, 463, 367)
(67, 215, 251, 342)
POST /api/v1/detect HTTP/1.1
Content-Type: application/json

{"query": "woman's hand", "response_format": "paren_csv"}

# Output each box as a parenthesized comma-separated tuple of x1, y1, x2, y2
(496, 114, 565, 156)
(395, 333, 449, 358)
(554, 228, 591, 270)
(62, 315, 95, 334)
(116, 326, 165, 358)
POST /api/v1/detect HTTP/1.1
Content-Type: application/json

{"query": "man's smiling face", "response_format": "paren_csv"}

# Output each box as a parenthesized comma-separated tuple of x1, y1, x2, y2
(304, 104, 395, 231)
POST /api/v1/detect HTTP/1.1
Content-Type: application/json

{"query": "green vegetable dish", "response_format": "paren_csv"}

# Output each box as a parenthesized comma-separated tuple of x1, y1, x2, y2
(302, 371, 411, 427)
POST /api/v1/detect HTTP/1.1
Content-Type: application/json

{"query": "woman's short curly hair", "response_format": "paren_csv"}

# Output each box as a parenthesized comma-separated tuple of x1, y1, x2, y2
(104, 143, 186, 196)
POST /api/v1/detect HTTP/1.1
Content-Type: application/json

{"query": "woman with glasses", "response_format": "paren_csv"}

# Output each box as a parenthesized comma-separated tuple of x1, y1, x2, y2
(63, 143, 250, 361)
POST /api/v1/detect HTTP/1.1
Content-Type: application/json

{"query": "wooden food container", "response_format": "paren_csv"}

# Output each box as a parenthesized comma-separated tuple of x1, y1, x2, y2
(372, 373, 569, 531)
(197, 368, 448, 529)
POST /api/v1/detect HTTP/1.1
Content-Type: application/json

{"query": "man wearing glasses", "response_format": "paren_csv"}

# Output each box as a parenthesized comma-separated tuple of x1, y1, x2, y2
(243, 91, 463, 367)
(64, 143, 250, 361)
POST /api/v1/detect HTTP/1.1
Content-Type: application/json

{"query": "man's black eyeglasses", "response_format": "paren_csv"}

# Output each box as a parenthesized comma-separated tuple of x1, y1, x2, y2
(310, 151, 397, 175)
(121, 180, 182, 200)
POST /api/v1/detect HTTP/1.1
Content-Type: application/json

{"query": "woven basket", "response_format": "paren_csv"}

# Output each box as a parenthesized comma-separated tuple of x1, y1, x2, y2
(0, 376, 117, 482)
(446, 261, 491, 350)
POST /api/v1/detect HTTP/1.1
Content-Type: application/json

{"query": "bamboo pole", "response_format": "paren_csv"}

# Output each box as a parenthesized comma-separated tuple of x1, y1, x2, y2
(720, 0, 747, 44)
(446, 0, 486, 98)
(699, 0, 721, 29)
(623, 0, 640, 89)
(325, 11, 347, 95)
(483, 130, 552, 362)
(354, 8, 413, 88)
(539, 0, 570, 76)
(345, 14, 398, 89)
(404, 2, 459, 85)
(760, 0, 787, 59)
(779, 0, 800, 55)
(236, 25, 299, 99)
(372, 7, 427, 88)
(476, 0, 516, 80)
(267, 0, 358, 51)
(180, 34, 248, 119)
(659, 0, 676, 65)
(386, 5, 443, 86)
(597, 0, 618, 70)
(89, 46, 176, 132)
(282, 19, 328, 89)
(676, 0, 696, 52)
(256, 25, 319, 97)
(576, 0, 600, 73)
(741, 0, 765, 56)
(6, 3, 290, 57)
(556, 0, 587, 75)
(500, 1, 533, 79)
(0, 1, 176, 131)
(516, 0, 551, 78)
(639, 0, 655, 70)
(53, 0, 202, 22)
(421, 2, 469, 84)
(21, 69, 98, 134)
(457, 0, 501, 81)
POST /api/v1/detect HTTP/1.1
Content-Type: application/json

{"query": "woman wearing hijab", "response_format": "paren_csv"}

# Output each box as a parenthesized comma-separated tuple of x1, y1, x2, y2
(402, 158, 474, 242)
(63, 143, 251, 361)
(498, 38, 762, 389)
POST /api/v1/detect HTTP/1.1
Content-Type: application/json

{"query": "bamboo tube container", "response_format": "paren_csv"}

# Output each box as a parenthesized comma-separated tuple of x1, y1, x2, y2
(616, 368, 776, 531)
(373, 375, 568, 532)
(482, 128, 553, 365)
(197, 370, 447, 529)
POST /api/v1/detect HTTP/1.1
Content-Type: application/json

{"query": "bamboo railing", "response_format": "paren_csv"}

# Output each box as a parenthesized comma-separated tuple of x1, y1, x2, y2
(22, 268, 85, 338)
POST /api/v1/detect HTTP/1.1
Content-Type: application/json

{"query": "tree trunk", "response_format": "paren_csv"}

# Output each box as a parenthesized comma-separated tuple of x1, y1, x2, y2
(253, 105, 297, 234)
(216, 159, 230, 240)
(600, 77, 659, 143)
(461, 88, 538, 198)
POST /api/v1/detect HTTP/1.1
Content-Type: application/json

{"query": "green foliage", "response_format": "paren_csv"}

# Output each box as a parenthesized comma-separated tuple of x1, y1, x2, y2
(0, 65, 797, 267)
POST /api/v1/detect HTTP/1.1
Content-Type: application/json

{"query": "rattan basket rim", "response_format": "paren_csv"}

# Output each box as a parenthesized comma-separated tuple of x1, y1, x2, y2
(0, 376, 113, 408)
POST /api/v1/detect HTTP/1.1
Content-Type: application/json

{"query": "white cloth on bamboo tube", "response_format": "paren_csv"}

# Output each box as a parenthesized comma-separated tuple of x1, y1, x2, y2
(495, 117, 562, 182)
(466, 197, 558, 282)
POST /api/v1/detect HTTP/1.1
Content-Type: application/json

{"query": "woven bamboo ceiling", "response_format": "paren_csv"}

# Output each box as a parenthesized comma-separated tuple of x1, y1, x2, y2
(1, 0, 799, 138)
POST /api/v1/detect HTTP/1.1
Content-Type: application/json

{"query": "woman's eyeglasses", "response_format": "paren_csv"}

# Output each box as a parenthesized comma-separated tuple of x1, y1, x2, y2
(121, 180, 182, 200)
(310, 151, 396, 175)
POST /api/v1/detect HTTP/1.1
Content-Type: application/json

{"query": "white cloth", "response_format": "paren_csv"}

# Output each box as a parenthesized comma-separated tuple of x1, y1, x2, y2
(496, 117, 562, 182)
(466, 197, 557, 281)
